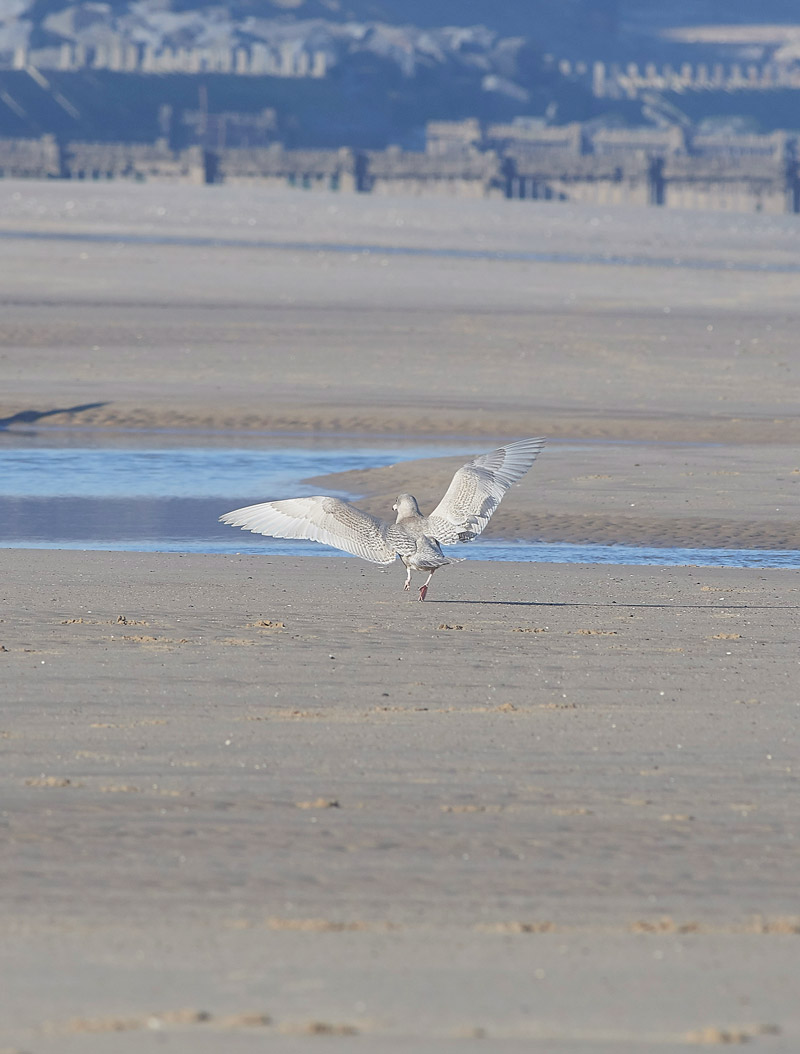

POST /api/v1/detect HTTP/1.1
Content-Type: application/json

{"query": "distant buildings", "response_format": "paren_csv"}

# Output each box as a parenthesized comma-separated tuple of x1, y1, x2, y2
(217, 146, 362, 192)
(0, 22, 509, 85)
(587, 59, 800, 99)
(0, 118, 798, 215)
(0, 134, 60, 178)
(62, 140, 206, 184)
(7, 42, 330, 79)
(365, 145, 498, 198)
(6, 37, 800, 100)
(8, 38, 800, 108)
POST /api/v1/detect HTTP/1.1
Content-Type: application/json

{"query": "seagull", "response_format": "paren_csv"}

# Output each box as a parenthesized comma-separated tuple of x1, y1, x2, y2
(220, 437, 545, 601)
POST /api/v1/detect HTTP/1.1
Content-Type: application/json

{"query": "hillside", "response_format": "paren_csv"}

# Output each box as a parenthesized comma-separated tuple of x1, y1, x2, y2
(8, 1, 800, 67)
(1, 1, 799, 146)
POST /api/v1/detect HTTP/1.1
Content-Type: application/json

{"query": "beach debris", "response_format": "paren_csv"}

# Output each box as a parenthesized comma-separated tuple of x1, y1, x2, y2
(26, 776, 79, 788)
(683, 1024, 775, 1045)
(220, 438, 545, 601)
(51, 1007, 271, 1035)
(297, 1022, 358, 1036)
(266, 917, 388, 931)
(296, 798, 340, 809)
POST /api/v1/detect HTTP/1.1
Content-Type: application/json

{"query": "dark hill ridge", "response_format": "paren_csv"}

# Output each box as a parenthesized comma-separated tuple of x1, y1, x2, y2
(7, 1, 800, 71)
(15, 0, 800, 42)
(2, 1, 800, 145)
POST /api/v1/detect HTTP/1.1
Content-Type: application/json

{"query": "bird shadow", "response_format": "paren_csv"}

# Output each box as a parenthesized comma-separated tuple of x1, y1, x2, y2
(0, 403, 108, 430)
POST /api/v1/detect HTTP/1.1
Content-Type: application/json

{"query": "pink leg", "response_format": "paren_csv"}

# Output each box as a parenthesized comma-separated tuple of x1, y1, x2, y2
(418, 570, 435, 602)
(403, 566, 412, 592)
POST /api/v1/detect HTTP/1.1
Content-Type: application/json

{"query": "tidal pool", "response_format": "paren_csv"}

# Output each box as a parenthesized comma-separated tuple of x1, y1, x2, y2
(1, 436, 798, 568)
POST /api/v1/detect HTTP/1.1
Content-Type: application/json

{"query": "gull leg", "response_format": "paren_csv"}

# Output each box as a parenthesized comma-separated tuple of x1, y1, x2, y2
(403, 566, 412, 592)
(418, 569, 436, 602)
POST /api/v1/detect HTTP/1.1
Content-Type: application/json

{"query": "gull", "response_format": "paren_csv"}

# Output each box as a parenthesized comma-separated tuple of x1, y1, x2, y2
(220, 437, 545, 601)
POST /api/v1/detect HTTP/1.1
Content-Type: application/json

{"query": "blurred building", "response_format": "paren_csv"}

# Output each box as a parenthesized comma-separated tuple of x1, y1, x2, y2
(0, 134, 60, 178)
(365, 145, 501, 197)
(0, 119, 797, 214)
(214, 145, 362, 192)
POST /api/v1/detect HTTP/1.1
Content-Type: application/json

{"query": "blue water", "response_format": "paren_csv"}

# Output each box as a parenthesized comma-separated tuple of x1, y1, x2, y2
(0, 445, 445, 499)
(1, 439, 799, 568)
(6, 536, 799, 569)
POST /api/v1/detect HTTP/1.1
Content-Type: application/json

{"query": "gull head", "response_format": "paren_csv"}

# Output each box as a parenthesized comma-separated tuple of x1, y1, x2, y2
(393, 493, 422, 519)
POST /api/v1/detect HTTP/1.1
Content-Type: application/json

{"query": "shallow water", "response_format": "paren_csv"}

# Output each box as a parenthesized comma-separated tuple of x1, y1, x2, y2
(1, 436, 799, 568)
(0, 444, 447, 499)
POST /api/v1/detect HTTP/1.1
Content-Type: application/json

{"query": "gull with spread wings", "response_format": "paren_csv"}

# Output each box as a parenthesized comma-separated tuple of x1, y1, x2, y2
(220, 437, 545, 600)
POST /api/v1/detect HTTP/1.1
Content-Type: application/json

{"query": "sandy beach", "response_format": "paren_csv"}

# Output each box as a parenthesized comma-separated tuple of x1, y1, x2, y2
(1, 181, 799, 453)
(2, 551, 799, 1051)
(1, 181, 799, 1050)
(2, 181, 800, 553)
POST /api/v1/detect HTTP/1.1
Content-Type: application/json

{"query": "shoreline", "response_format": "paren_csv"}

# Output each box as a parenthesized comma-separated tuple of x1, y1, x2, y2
(4, 428, 800, 550)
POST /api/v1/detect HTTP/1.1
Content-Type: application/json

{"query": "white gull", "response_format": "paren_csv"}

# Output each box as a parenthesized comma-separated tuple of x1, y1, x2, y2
(220, 437, 545, 600)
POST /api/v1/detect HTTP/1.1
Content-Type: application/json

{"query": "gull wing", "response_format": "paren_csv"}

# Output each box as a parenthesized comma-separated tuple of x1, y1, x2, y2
(219, 496, 397, 564)
(426, 437, 545, 544)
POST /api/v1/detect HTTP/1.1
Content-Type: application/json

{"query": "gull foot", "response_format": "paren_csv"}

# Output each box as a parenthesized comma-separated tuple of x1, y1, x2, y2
(418, 585, 428, 602)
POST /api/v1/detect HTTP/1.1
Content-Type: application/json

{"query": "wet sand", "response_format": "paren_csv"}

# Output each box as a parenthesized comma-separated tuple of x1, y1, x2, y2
(1, 180, 799, 450)
(1, 181, 800, 1050)
(2, 550, 799, 1051)
(309, 441, 800, 550)
(2, 181, 800, 552)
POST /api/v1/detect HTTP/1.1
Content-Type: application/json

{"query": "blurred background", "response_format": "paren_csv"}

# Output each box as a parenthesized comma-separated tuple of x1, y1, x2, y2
(1, 1, 800, 211)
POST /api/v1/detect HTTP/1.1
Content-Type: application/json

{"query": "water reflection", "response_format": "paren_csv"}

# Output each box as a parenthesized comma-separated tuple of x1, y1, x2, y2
(1, 496, 229, 544)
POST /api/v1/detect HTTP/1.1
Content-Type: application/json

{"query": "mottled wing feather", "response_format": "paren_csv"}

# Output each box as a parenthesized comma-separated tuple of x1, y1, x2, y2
(385, 524, 428, 559)
(219, 496, 397, 564)
(426, 437, 545, 543)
